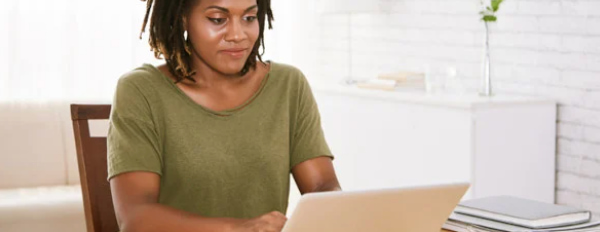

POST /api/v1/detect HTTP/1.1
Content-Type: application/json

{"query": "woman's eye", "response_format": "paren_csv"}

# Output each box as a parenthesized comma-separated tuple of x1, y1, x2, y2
(244, 16, 257, 22)
(208, 17, 226, 25)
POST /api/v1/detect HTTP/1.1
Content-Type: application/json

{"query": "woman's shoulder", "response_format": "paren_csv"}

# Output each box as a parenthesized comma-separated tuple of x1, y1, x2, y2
(117, 63, 165, 88)
(268, 61, 309, 85)
(270, 61, 302, 76)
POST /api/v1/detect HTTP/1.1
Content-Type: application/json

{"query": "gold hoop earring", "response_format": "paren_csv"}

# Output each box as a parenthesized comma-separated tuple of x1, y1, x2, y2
(183, 31, 192, 55)
(184, 42, 193, 55)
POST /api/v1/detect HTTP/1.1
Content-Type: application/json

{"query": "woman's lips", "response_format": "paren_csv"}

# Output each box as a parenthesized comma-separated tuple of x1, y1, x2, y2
(221, 48, 248, 58)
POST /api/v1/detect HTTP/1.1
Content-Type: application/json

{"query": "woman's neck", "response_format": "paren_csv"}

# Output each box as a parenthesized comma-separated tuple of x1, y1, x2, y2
(187, 56, 254, 89)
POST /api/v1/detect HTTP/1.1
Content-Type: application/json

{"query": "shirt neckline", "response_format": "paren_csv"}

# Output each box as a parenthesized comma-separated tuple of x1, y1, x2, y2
(145, 61, 274, 119)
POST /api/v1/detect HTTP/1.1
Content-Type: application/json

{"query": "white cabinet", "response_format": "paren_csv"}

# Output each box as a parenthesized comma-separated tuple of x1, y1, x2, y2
(287, 84, 556, 215)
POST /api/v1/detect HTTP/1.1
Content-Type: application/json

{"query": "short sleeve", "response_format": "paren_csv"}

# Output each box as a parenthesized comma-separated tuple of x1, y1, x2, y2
(289, 72, 334, 170)
(107, 73, 163, 180)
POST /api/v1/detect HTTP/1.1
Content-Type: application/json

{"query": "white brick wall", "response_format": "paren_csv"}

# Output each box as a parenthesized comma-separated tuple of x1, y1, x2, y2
(308, 0, 600, 215)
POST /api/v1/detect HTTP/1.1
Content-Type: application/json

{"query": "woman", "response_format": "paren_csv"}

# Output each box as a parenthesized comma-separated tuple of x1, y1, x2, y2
(107, 0, 341, 231)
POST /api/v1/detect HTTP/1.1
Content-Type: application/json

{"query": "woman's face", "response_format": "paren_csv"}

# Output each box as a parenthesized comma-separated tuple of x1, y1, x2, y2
(186, 0, 260, 75)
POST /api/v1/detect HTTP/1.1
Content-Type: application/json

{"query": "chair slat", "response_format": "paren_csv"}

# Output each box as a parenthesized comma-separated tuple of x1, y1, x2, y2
(71, 104, 118, 232)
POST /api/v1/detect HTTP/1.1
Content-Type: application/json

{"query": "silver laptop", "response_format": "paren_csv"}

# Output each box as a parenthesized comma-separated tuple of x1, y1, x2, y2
(282, 182, 470, 232)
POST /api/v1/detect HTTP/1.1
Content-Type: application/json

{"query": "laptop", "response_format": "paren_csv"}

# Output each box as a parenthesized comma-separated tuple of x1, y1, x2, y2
(282, 182, 470, 232)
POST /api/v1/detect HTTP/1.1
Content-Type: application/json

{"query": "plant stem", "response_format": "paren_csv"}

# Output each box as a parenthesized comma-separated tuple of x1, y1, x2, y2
(482, 21, 492, 96)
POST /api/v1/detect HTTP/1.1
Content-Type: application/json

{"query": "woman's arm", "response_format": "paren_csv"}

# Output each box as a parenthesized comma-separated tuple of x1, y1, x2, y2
(291, 157, 342, 194)
(110, 172, 287, 232)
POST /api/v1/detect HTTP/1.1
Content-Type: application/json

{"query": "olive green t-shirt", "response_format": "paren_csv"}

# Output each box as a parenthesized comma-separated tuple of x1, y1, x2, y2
(107, 61, 334, 219)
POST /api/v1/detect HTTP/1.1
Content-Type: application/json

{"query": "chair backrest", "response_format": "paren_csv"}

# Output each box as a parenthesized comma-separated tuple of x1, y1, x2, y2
(70, 104, 118, 232)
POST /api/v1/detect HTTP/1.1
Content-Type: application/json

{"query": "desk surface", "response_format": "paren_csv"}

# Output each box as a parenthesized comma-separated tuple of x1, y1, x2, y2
(312, 83, 555, 109)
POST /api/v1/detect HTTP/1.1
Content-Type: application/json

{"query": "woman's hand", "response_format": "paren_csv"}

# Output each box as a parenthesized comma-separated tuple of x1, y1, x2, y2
(230, 211, 287, 232)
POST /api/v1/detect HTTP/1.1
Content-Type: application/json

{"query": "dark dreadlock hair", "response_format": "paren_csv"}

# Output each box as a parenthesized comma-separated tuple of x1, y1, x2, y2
(139, 0, 274, 83)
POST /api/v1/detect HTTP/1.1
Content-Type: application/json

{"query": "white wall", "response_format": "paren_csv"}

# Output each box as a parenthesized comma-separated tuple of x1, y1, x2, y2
(301, 0, 600, 216)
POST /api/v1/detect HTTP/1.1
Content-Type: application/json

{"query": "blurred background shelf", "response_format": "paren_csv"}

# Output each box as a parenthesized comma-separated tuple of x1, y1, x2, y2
(287, 84, 557, 214)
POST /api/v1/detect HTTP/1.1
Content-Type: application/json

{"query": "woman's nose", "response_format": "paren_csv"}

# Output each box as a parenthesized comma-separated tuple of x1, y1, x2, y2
(224, 19, 248, 43)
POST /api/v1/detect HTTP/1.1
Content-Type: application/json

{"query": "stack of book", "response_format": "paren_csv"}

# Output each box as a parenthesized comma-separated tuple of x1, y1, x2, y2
(356, 71, 426, 91)
(444, 196, 600, 232)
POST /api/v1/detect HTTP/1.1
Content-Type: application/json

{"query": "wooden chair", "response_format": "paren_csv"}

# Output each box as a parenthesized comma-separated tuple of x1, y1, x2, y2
(71, 104, 118, 232)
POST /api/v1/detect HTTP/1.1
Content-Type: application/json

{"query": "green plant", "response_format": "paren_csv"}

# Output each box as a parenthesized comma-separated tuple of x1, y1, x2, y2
(480, 0, 504, 22)
(479, 0, 503, 96)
